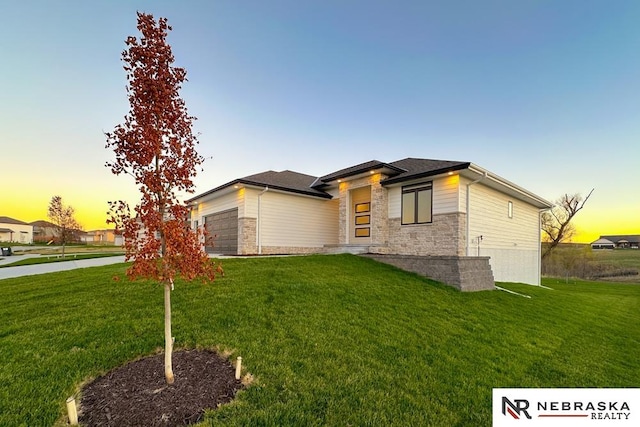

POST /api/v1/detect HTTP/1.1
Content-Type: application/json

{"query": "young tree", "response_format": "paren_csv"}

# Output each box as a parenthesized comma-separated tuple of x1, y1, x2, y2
(541, 189, 594, 259)
(105, 12, 221, 385)
(47, 195, 80, 258)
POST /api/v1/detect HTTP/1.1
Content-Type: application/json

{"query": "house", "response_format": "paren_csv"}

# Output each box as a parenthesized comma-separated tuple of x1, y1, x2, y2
(187, 158, 552, 289)
(591, 235, 640, 249)
(30, 220, 59, 243)
(31, 219, 85, 244)
(0, 216, 33, 244)
(83, 229, 124, 246)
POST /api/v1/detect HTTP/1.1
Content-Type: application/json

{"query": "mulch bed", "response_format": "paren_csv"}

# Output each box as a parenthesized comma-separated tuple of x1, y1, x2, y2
(78, 349, 244, 426)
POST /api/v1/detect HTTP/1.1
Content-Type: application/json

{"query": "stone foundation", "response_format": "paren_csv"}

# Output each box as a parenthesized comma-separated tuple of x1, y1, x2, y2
(362, 254, 495, 292)
(259, 246, 324, 255)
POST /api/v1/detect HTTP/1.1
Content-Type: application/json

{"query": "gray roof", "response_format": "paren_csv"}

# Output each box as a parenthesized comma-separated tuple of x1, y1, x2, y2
(189, 158, 475, 202)
(0, 227, 15, 233)
(30, 220, 56, 228)
(312, 158, 470, 188)
(314, 160, 405, 185)
(187, 170, 333, 202)
(0, 216, 29, 225)
(596, 235, 640, 244)
(383, 158, 471, 185)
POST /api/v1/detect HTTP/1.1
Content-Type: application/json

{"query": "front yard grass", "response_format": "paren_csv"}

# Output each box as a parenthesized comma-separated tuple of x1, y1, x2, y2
(0, 254, 638, 426)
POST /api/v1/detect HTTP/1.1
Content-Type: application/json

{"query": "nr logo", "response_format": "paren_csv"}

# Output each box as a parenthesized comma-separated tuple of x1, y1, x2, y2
(502, 397, 532, 420)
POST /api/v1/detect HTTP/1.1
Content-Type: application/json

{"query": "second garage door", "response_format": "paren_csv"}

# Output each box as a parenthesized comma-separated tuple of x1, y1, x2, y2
(204, 208, 238, 255)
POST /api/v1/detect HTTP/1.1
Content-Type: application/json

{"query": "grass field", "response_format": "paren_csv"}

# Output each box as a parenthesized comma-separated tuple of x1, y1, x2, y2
(543, 244, 640, 282)
(1, 254, 638, 426)
(590, 248, 640, 270)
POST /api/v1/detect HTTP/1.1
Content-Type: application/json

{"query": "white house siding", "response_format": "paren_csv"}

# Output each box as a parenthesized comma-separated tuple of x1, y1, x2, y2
(195, 190, 245, 219)
(0, 222, 33, 243)
(259, 191, 339, 253)
(467, 182, 541, 285)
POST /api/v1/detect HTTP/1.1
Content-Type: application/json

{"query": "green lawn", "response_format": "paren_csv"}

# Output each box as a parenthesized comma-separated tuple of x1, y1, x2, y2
(1, 254, 638, 426)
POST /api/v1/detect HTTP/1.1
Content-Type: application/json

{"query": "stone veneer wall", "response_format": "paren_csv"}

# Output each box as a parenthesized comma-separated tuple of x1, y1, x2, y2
(379, 212, 466, 256)
(238, 217, 256, 255)
(362, 254, 495, 292)
(259, 246, 324, 255)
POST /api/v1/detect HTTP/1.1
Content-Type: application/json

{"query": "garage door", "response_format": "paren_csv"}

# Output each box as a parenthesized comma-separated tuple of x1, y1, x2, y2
(204, 208, 238, 254)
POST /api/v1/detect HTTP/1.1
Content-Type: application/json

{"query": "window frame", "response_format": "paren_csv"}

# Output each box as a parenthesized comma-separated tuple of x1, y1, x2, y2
(401, 181, 433, 225)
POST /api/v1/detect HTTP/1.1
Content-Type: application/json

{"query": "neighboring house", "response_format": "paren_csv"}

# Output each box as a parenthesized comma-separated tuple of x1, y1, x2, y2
(187, 158, 552, 287)
(30, 220, 58, 243)
(0, 216, 34, 244)
(31, 220, 84, 244)
(83, 229, 123, 246)
(591, 235, 640, 249)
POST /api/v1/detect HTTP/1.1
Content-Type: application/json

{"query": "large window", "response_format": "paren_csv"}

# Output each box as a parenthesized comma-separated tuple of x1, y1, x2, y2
(401, 182, 433, 225)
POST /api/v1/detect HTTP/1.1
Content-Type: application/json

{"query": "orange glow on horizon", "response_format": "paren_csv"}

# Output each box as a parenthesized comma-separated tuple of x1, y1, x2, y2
(569, 207, 638, 243)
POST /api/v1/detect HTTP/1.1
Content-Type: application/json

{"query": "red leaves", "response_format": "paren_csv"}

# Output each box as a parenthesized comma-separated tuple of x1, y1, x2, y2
(106, 13, 220, 285)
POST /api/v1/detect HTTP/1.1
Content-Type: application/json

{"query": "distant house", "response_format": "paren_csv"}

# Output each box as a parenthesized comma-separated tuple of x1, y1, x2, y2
(31, 219, 84, 244)
(187, 157, 552, 288)
(30, 220, 58, 243)
(0, 216, 33, 244)
(83, 229, 123, 246)
(591, 235, 640, 249)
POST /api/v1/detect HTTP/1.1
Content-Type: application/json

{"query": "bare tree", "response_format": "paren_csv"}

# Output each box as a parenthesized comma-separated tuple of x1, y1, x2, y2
(47, 195, 81, 258)
(541, 189, 594, 259)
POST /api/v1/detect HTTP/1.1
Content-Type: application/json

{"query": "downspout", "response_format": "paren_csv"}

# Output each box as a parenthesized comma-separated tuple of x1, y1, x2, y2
(537, 206, 553, 287)
(466, 171, 488, 256)
(538, 210, 542, 286)
(257, 186, 269, 254)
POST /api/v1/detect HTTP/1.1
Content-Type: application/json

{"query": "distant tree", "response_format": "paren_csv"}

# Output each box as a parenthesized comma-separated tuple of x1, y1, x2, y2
(541, 189, 594, 259)
(47, 195, 81, 258)
(105, 12, 221, 385)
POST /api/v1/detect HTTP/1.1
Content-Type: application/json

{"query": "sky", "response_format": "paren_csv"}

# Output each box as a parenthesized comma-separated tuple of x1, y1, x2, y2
(1, 0, 638, 242)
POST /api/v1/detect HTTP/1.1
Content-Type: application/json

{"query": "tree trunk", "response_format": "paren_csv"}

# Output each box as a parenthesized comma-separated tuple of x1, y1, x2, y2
(62, 227, 66, 258)
(164, 280, 175, 384)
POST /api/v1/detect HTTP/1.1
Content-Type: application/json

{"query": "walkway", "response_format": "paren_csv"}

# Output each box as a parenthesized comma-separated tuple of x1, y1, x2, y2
(0, 255, 126, 280)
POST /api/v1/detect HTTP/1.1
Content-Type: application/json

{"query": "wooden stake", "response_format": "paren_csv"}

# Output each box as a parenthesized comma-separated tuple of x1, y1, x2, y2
(66, 396, 78, 425)
(235, 356, 242, 380)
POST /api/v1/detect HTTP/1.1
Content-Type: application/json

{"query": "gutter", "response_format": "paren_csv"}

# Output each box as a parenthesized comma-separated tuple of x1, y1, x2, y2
(466, 171, 487, 256)
(257, 186, 269, 254)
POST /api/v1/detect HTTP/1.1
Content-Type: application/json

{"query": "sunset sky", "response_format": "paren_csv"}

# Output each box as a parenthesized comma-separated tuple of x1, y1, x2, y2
(1, 0, 638, 242)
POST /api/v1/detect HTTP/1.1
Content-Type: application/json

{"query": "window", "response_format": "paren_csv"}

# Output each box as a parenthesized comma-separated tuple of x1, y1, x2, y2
(508, 201, 513, 218)
(355, 202, 370, 213)
(401, 182, 432, 225)
(355, 215, 370, 225)
(355, 227, 370, 237)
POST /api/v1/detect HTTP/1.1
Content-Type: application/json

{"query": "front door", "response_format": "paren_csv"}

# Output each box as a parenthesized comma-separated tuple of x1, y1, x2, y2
(349, 186, 371, 244)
